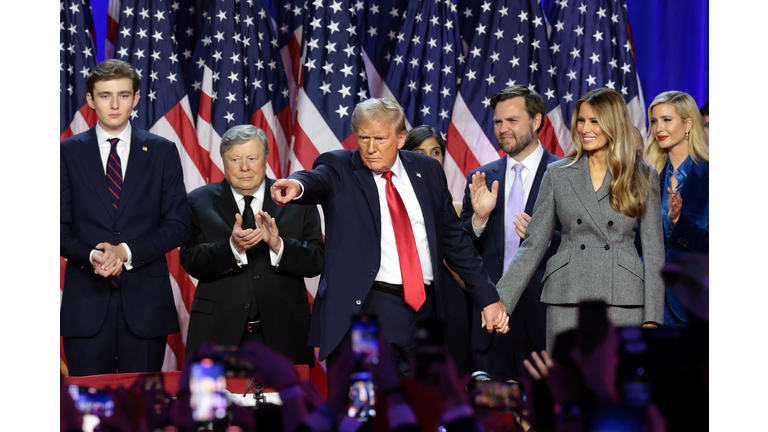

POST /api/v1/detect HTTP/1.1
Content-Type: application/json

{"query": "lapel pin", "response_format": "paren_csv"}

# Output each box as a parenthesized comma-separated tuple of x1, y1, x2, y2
(142, 146, 148, 151)
(416, 172, 422, 178)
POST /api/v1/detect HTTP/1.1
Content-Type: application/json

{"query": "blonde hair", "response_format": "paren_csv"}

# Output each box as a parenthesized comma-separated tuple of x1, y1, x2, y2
(644, 91, 709, 172)
(568, 88, 653, 218)
(351, 98, 406, 133)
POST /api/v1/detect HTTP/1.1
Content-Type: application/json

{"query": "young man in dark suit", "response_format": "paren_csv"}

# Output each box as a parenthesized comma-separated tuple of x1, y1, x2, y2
(60, 59, 190, 376)
(461, 86, 561, 381)
(181, 125, 324, 365)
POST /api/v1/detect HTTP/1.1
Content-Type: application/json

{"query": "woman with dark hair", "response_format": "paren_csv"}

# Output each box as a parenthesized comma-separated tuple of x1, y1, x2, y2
(645, 91, 709, 327)
(496, 88, 665, 349)
(403, 125, 446, 165)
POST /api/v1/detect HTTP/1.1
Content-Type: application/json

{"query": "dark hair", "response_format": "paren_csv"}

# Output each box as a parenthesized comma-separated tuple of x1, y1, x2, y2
(489, 85, 546, 133)
(403, 125, 445, 155)
(86, 59, 140, 95)
(699, 101, 708, 117)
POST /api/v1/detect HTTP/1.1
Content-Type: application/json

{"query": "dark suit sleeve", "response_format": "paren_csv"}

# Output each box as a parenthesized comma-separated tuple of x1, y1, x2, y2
(290, 153, 343, 205)
(666, 211, 709, 253)
(125, 143, 191, 268)
(179, 201, 239, 282)
(60, 145, 96, 267)
(441, 171, 500, 309)
(274, 205, 325, 278)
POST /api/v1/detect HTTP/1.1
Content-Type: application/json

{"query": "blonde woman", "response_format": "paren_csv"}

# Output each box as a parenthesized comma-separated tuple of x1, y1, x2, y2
(645, 91, 709, 327)
(496, 88, 665, 350)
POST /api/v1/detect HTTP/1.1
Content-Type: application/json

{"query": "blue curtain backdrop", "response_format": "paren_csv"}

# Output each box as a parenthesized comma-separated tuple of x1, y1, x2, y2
(88, 0, 709, 121)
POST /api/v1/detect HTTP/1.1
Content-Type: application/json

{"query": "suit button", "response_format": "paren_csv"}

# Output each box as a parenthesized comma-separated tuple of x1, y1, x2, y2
(577, 219, 582, 225)
(604, 245, 610, 250)
(608, 221, 613, 227)
(370, 270, 376, 276)
(580, 244, 585, 250)
(114, 231, 120, 236)
(245, 303, 250, 308)
(356, 300, 362, 305)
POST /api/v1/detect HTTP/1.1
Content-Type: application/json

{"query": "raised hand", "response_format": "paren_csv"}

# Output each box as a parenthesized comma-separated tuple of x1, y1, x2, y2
(468, 172, 499, 227)
(667, 187, 682, 225)
(254, 210, 281, 252)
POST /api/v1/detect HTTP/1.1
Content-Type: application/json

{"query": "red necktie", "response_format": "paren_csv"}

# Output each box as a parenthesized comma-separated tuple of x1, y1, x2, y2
(382, 170, 425, 311)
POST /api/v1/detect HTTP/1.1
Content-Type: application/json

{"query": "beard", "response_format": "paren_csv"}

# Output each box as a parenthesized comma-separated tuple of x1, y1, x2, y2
(498, 122, 536, 157)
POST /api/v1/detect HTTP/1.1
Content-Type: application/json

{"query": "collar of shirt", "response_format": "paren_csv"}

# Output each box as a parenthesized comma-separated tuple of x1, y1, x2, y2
(230, 179, 266, 215)
(665, 154, 693, 189)
(504, 141, 545, 210)
(95, 122, 132, 176)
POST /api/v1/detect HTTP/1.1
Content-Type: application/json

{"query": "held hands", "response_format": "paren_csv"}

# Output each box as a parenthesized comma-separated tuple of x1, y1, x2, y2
(254, 210, 282, 252)
(667, 187, 682, 226)
(481, 301, 510, 334)
(93, 243, 127, 277)
(469, 172, 498, 227)
(231, 213, 263, 254)
(270, 179, 301, 206)
(513, 212, 531, 240)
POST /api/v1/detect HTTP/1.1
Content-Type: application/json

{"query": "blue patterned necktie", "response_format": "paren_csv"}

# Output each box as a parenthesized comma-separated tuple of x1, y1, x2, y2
(106, 137, 123, 212)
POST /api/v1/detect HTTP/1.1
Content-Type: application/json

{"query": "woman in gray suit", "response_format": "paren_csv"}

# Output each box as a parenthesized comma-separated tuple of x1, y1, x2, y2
(496, 88, 665, 350)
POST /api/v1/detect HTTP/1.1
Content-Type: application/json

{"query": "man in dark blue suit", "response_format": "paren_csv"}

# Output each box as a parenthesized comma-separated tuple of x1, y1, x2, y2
(271, 98, 509, 375)
(60, 60, 190, 376)
(460, 86, 561, 381)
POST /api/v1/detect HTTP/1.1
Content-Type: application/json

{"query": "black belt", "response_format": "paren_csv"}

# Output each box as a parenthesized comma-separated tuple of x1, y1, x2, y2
(371, 281, 434, 298)
(246, 319, 263, 333)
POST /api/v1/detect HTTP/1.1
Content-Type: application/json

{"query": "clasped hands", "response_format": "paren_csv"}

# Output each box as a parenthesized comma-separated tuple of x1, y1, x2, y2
(231, 210, 281, 254)
(93, 242, 127, 278)
(469, 172, 530, 239)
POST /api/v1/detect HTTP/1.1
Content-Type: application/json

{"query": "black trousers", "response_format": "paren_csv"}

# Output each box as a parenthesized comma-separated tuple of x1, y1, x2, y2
(63, 286, 167, 376)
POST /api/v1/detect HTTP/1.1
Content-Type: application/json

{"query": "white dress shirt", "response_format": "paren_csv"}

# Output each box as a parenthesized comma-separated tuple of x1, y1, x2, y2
(373, 156, 433, 285)
(474, 142, 545, 236)
(229, 180, 284, 267)
(89, 122, 134, 269)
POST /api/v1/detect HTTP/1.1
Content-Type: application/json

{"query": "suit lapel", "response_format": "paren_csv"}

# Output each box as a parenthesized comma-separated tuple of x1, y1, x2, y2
(213, 180, 241, 227)
(261, 178, 283, 221)
(76, 128, 114, 217)
(525, 149, 556, 215)
(566, 156, 610, 241)
(116, 129, 151, 220)
(400, 151, 438, 275)
(352, 151, 382, 240)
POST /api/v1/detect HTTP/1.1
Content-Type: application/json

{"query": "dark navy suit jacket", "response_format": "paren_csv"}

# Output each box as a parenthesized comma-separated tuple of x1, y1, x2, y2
(662, 160, 709, 322)
(60, 126, 190, 339)
(290, 149, 499, 361)
(460, 147, 561, 353)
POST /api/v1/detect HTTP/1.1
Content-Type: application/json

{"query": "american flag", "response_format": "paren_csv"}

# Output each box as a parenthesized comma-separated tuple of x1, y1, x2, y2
(105, 0, 120, 60)
(383, 0, 467, 197)
(61, 0, 98, 140)
(186, 0, 292, 181)
(356, 0, 407, 99)
(170, 0, 209, 74)
(289, 0, 370, 173)
(61, 0, 99, 374)
(112, 0, 203, 371)
(448, 0, 571, 198)
(544, 0, 646, 137)
(269, 0, 305, 118)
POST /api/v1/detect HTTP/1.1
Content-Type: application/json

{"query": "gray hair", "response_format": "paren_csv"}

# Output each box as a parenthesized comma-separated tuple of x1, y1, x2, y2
(351, 98, 406, 133)
(219, 125, 269, 157)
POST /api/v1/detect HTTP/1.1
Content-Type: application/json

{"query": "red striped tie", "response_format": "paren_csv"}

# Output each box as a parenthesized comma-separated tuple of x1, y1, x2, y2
(106, 137, 123, 212)
(382, 170, 425, 311)
(106, 137, 122, 288)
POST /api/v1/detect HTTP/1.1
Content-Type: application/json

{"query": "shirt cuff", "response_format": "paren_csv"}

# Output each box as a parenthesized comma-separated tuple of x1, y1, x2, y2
(121, 243, 133, 270)
(230, 237, 248, 266)
(269, 237, 284, 267)
(472, 213, 488, 236)
(387, 403, 418, 430)
(89, 249, 98, 269)
(440, 404, 474, 425)
(291, 179, 304, 200)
